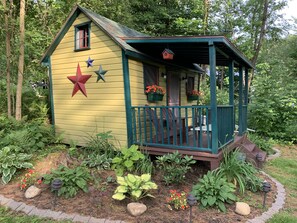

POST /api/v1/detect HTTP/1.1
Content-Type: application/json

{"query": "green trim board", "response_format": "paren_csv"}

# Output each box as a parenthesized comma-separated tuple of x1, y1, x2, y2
(122, 50, 133, 147)
(47, 57, 55, 127)
(238, 66, 243, 136)
(209, 42, 218, 154)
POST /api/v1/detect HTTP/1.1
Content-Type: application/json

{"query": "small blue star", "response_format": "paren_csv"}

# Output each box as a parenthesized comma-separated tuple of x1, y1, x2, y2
(95, 65, 108, 82)
(86, 56, 94, 68)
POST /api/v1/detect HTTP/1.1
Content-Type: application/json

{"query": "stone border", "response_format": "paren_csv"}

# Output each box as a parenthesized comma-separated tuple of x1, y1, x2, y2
(0, 194, 125, 223)
(246, 147, 286, 223)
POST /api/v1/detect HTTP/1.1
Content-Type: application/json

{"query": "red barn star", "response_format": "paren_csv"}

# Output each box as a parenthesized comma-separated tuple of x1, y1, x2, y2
(67, 63, 92, 97)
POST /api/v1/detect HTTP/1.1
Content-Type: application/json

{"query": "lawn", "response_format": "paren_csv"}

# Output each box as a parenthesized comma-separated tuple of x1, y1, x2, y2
(266, 144, 297, 223)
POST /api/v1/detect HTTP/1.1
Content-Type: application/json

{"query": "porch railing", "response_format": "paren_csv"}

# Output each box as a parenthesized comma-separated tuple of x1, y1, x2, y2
(131, 105, 234, 153)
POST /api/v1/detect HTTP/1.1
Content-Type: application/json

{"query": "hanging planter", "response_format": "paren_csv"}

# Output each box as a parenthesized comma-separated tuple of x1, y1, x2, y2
(145, 85, 166, 102)
(187, 95, 199, 101)
(187, 90, 201, 101)
(147, 93, 164, 102)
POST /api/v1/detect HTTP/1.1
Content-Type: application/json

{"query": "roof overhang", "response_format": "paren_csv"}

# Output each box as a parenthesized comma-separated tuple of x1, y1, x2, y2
(123, 36, 254, 69)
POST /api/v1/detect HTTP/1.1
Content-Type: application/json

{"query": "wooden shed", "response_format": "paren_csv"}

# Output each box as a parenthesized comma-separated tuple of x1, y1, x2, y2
(41, 5, 266, 169)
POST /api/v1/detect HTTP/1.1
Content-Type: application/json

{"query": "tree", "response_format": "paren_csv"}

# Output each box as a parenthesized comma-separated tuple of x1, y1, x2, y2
(15, 0, 25, 120)
(2, 0, 13, 117)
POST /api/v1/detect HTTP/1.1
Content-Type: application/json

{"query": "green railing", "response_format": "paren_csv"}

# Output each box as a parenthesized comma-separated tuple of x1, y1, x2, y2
(217, 105, 234, 149)
(131, 105, 235, 153)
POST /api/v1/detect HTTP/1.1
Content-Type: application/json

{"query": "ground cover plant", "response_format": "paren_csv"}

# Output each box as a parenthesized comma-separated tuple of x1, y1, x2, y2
(0, 125, 281, 222)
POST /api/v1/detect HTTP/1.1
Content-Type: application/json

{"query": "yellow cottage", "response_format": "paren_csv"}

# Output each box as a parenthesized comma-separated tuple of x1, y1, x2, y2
(41, 5, 265, 169)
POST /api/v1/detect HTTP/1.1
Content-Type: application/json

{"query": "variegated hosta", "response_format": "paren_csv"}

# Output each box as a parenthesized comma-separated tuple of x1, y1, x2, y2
(112, 173, 158, 201)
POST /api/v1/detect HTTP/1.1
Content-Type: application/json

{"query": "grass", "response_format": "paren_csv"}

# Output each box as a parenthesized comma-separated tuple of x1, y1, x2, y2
(0, 206, 70, 223)
(265, 144, 297, 222)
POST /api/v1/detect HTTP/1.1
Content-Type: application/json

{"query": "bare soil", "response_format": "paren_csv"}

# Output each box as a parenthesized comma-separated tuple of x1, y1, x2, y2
(0, 152, 277, 223)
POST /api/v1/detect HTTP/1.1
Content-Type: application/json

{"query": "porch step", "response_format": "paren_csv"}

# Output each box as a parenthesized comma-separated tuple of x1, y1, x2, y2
(238, 137, 267, 168)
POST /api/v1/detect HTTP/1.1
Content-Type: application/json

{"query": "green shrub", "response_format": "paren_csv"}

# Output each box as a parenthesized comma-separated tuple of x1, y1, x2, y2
(112, 173, 158, 201)
(156, 151, 196, 185)
(0, 146, 33, 184)
(215, 149, 262, 194)
(84, 131, 118, 158)
(43, 165, 91, 198)
(134, 151, 154, 175)
(191, 171, 236, 212)
(111, 145, 145, 175)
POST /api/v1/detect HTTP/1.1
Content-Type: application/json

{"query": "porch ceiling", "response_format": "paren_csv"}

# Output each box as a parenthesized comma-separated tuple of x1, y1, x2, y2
(123, 36, 254, 70)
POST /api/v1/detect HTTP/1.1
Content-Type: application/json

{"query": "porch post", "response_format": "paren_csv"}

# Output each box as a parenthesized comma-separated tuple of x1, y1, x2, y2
(209, 42, 218, 154)
(238, 66, 243, 136)
(244, 68, 249, 105)
(228, 60, 234, 133)
(122, 50, 133, 147)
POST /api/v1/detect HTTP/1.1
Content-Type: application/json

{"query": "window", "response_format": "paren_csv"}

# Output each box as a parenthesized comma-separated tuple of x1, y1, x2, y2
(75, 22, 90, 51)
(186, 76, 195, 94)
(143, 63, 159, 90)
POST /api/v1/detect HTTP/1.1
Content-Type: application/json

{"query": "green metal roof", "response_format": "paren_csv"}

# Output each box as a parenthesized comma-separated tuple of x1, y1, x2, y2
(41, 5, 253, 69)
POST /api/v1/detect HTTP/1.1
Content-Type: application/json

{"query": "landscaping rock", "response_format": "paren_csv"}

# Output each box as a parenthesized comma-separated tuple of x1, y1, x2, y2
(25, 185, 41, 199)
(235, 202, 251, 216)
(127, 202, 147, 216)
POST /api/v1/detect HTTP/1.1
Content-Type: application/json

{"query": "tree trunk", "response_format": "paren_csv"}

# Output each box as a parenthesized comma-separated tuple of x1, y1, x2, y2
(3, 0, 13, 117)
(15, 0, 26, 120)
(203, 0, 209, 35)
(248, 0, 268, 90)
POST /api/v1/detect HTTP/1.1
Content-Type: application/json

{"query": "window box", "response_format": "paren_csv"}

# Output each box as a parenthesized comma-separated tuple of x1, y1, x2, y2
(187, 95, 199, 101)
(147, 93, 164, 102)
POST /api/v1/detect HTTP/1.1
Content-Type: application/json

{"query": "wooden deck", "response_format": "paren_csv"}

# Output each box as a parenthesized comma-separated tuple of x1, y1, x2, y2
(140, 135, 245, 170)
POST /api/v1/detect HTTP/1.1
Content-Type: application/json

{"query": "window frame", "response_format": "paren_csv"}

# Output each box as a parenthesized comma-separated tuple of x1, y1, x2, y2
(186, 76, 195, 94)
(74, 22, 91, 51)
(143, 63, 159, 92)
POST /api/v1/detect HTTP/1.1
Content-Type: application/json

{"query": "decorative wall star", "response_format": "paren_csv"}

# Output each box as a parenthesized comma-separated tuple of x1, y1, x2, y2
(86, 56, 94, 68)
(67, 63, 92, 97)
(95, 65, 108, 82)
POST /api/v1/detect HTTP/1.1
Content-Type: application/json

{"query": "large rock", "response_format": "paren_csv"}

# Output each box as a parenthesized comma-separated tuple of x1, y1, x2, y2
(235, 202, 251, 216)
(127, 202, 147, 216)
(25, 185, 41, 199)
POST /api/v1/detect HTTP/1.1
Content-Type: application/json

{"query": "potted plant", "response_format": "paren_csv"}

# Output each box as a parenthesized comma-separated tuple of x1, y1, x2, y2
(145, 85, 166, 102)
(187, 90, 201, 101)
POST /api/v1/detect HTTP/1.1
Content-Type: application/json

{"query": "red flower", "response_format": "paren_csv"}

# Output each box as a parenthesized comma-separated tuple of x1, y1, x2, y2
(37, 179, 42, 184)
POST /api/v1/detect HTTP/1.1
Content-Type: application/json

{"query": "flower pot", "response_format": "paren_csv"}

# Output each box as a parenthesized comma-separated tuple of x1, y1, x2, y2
(147, 93, 164, 102)
(187, 95, 199, 101)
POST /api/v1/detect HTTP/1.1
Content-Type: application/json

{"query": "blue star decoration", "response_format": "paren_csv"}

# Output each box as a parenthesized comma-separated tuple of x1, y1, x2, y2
(95, 65, 108, 82)
(86, 56, 94, 68)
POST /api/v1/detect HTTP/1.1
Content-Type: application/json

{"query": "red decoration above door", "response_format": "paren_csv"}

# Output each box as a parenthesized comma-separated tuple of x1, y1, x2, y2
(67, 63, 92, 97)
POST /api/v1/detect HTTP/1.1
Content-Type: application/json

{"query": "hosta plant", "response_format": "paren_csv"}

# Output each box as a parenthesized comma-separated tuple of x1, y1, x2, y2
(112, 173, 158, 201)
(191, 171, 237, 212)
(111, 145, 145, 175)
(43, 165, 91, 198)
(0, 146, 33, 184)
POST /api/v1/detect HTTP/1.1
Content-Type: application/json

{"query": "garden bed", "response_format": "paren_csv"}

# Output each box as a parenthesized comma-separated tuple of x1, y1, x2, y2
(0, 152, 277, 223)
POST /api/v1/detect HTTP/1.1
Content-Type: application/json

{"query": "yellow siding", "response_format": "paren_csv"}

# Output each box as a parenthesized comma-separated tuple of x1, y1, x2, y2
(51, 13, 127, 146)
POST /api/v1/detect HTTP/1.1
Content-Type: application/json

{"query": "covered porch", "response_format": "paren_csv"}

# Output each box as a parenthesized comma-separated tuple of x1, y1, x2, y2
(123, 36, 252, 168)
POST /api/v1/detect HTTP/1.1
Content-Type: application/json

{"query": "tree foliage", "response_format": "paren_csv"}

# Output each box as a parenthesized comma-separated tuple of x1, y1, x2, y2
(248, 36, 297, 142)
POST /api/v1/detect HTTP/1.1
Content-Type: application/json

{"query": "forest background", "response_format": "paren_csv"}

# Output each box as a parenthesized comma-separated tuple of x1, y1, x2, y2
(0, 0, 296, 142)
